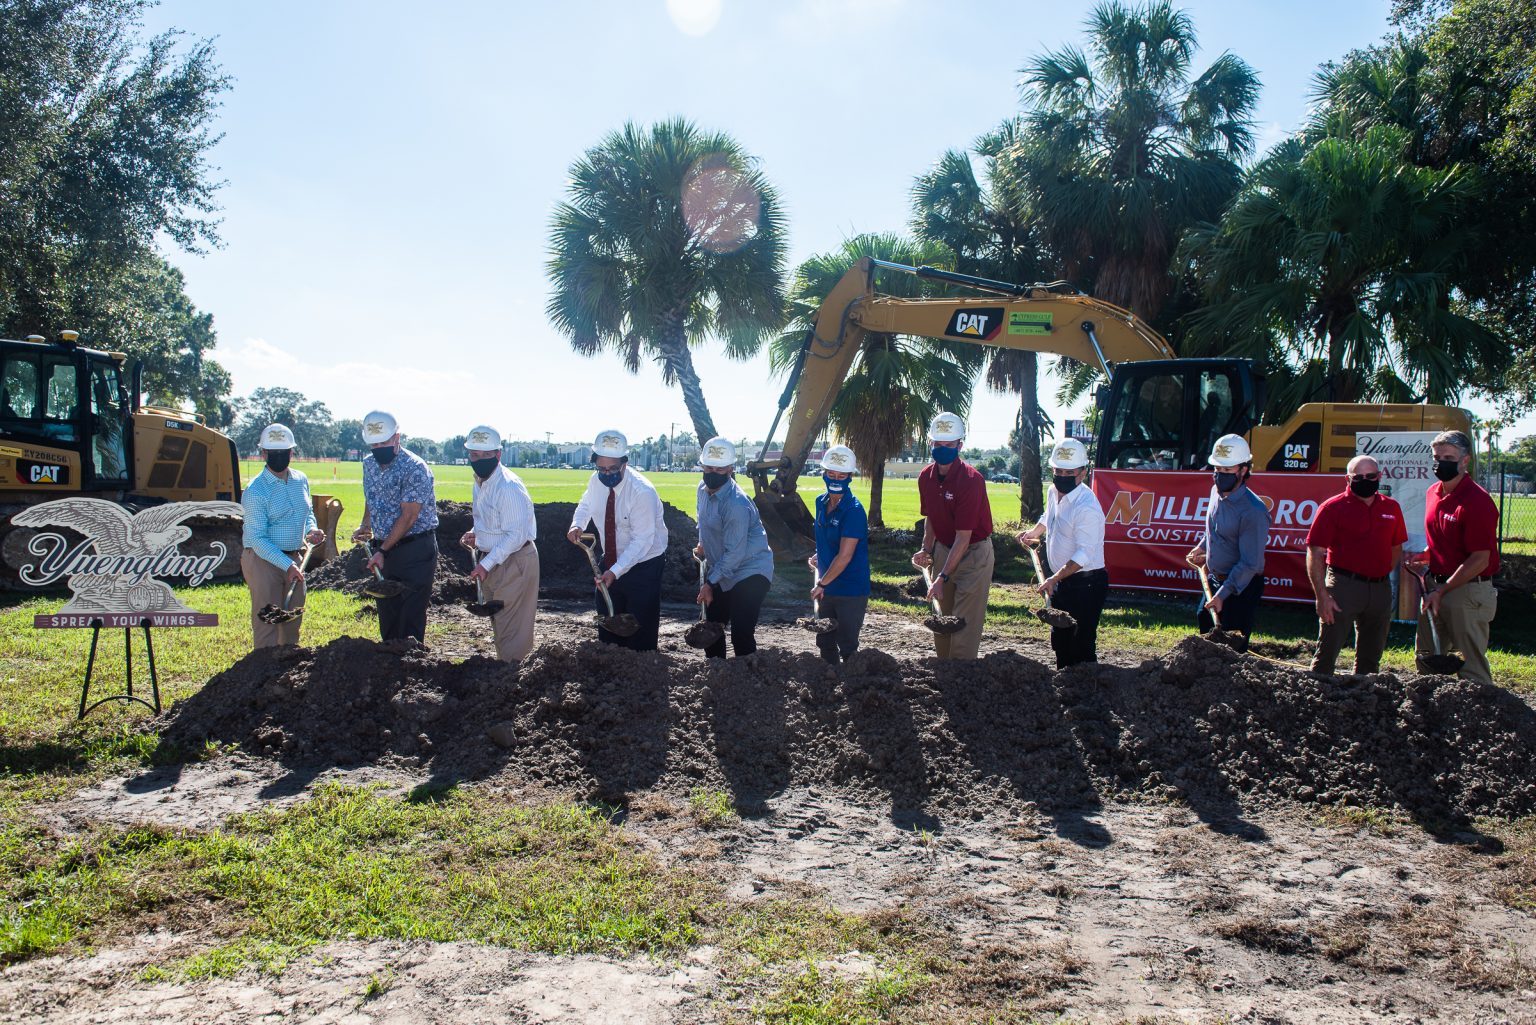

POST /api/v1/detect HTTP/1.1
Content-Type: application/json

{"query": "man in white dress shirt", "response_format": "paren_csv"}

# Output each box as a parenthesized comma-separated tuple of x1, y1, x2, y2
(565, 429, 669, 651)
(1016, 437, 1108, 668)
(459, 425, 538, 662)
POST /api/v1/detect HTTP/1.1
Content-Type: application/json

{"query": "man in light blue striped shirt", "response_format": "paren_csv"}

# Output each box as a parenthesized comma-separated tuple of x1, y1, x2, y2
(695, 437, 774, 659)
(241, 423, 325, 647)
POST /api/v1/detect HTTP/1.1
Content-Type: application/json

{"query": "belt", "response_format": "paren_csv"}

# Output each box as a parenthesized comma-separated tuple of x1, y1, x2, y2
(1329, 567, 1389, 584)
(371, 532, 431, 551)
(1429, 573, 1493, 585)
(1061, 568, 1107, 582)
(243, 547, 302, 558)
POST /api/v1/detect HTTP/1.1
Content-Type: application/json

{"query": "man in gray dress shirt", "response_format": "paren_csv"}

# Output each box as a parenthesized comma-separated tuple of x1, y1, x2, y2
(695, 437, 774, 659)
(1186, 433, 1269, 650)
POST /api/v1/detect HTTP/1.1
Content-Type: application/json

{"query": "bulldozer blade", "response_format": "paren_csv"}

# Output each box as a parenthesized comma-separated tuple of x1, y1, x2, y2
(468, 600, 504, 617)
(797, 616, 839, 635)
(922, 613, 966, 635)
(597, 612, 640, 638)
(1036, 607, 1077, 630)
(684, 620, 725, 649)
(754, 494, 817, 562)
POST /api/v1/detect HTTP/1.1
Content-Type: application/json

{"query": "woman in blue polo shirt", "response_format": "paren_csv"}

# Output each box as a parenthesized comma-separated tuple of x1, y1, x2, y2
(808, 444, 871, 664)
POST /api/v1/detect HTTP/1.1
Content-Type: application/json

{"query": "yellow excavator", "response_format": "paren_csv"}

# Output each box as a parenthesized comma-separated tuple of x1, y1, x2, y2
(747, 258, 1470, 601)
(0, 331, 343, 589)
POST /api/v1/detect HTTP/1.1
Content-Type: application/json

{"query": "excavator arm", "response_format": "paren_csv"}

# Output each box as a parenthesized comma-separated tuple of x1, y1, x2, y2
(747, 258, 1172, 540)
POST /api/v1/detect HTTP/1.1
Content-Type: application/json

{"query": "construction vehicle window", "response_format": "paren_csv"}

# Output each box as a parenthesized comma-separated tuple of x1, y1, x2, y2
(1103, 372, 1185, 470)
(42, 361, 78, 441)
(1, 356, 40, 420)
(90, 361, 129, 480)
(1195, 372, 1238, 465)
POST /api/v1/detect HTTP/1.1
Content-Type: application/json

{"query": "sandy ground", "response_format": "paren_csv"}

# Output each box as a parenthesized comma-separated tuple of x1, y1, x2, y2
(11, 599, 1536, 1025)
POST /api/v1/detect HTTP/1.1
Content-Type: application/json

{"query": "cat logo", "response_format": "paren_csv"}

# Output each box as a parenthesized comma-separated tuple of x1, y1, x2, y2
(1284, 443, 1310, 460)
(29, 464, 64, 484)
(943, 307, 1004, 341)
(469, 430, 493, 446)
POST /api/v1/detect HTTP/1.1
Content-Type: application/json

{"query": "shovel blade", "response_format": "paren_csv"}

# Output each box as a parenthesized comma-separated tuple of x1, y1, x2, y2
(256, 603, 281, 624)
(1420, 654, 1464, 675)
(797, 616, 839, 635)
(923, 614, 966, 635)
(468, 600, 505, 618)
(684, 621, 725, 649)
(364, 579, 405, 598)
(1202, 627, 1247, 652)
(598, 613, 640, 638)
(1036, 607, 1077, 630)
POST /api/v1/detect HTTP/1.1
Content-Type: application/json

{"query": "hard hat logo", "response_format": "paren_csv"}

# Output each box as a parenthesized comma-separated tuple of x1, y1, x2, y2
(366, 420, 386, 434)
(707, 444, 726, 459)
(1214, 443, 1232, 460)
(937, 419, 956, 433)
(266, 429, 283, 442)
(1055, 446, 1072, 460)
(470, 431, 491, 445)
(600, 434, 621, 449)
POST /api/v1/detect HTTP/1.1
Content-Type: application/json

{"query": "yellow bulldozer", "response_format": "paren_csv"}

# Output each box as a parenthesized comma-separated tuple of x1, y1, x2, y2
(0, 331, 343, 589)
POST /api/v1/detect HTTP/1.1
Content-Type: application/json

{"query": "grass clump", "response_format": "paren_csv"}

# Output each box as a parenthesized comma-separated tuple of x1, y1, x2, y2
(687, 788, 739, 829)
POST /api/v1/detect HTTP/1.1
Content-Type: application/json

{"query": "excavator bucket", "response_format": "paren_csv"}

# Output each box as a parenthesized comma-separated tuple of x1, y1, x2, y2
(755, 493, 818, 562)
(310, 495, 344, 566)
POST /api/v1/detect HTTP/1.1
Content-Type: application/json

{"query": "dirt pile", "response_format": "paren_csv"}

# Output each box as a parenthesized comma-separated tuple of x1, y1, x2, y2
(306, 500, 702, 605)
(159, 635, 1536, 825)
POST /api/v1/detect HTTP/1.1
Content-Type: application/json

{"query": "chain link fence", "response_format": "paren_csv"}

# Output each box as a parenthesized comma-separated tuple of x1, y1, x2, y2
(1494, 463, 1536, 557)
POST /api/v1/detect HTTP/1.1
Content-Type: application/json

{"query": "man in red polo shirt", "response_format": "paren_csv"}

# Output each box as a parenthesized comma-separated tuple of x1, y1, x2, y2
(1305, 454, 1407, 675)
(912, 411, 994, 659)
(1408, 429, 1499, 684)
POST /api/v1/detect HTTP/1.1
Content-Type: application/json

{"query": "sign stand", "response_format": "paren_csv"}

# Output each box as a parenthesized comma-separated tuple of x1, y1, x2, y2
(78, 616, 161, 719)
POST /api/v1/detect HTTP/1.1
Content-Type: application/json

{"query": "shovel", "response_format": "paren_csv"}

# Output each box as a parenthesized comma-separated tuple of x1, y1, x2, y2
(1025, 544, 1078, 630)
(258, 544, 313, 624)
(1409, 565, 1464, 675)
(1193, 560, 1245, 651)
(685, 555, 726, 649)
(576, 532, 640, 638)
(358, 541, 405, 599)
(920, 564, 966, 635)
(461, 541, 505, 618)
(797, 592, 838, 635)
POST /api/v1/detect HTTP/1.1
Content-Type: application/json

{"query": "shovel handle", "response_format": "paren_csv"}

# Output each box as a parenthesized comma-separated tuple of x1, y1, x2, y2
(280, 543, 315, 611)
(1025, 544, 1056, 610)
(577, 533, 619, 617)
(1195, 563, 1222, 628)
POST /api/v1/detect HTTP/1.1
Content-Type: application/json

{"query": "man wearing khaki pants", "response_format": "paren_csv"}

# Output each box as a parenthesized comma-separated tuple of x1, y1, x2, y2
(241, 423, 326, 647)
(461, 425, 539, 662)
(913, 412, 995, 660)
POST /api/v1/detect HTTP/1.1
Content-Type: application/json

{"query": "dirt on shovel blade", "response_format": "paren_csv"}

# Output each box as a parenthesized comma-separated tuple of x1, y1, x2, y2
(467, 600, 503, 617)
(684, 621, 725, 648)
(797, 616, 839, 634)
(1036, 607, 1077, 630)
(158, 634, 1536, 825)
(597, 613, 640, 637)
(922, 614, 966, 634)
(1202, 626, 1247, 651)
(1420, 653, 1465, 675)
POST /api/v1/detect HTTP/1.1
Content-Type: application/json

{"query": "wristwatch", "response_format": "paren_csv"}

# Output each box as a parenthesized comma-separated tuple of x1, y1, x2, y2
(939, 572, 951, 582)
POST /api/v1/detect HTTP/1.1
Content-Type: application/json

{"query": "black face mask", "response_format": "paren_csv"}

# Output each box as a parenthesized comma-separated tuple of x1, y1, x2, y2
(265, 450, 291, 473)
(1434, 458, 1460, 482)
(1214, 471, 1240, 493)
(372, 445, 397, 466)
(702, 471, 731, 491)
(470, 456, 500, 479)
(1349, 477, 1380, 498)
(1053, 474, 1078, 495)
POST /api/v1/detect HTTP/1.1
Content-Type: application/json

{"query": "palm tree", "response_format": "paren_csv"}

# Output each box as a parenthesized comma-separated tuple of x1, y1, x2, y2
(1181, 125, 1505, 415)
(546, 119, 788, 443)
(1001, 0, 1259, 328)
(912, 120, 1055, 520)
(770, 235, 982, 529)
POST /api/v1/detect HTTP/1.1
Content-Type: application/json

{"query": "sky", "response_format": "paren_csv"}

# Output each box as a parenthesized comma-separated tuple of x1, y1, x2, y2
(137, 0, 1536, 451)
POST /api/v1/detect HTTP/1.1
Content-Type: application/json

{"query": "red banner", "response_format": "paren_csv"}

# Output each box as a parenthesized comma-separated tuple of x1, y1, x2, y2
(1093, 470, 1347, 604)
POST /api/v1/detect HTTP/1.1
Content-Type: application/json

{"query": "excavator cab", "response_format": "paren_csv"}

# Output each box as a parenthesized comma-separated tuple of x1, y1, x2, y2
(1094, 359, 1262, 471)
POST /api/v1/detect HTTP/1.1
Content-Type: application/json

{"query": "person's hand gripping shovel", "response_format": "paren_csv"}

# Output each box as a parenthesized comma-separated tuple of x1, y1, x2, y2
(258, 544, 313, 624)
(576, 532, 639, 638)
(461, 540, 505, 618)
(684, 554, 726, 648)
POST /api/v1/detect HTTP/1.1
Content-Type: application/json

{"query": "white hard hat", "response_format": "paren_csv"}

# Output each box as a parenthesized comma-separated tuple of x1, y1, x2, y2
(1209, 433, 1253, 467)
(361, 411, 398, 445)
(700, 436, 736, 468)
(1047, 438, 1090, 470)
(928, 411, 965, 442)
(822, 444, 857, 473)
(259, 423, 296, 451)
(592, 429, 629, 458)
(464, 425, 501, 451)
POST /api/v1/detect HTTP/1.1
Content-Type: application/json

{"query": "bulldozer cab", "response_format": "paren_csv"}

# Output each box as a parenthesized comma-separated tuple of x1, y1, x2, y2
(1, 338, 132, 489)
(1095, 359, 1260, 471)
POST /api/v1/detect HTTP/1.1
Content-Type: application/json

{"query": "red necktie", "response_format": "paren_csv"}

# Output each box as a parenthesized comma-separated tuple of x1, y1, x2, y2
(603, 487, 617, 570)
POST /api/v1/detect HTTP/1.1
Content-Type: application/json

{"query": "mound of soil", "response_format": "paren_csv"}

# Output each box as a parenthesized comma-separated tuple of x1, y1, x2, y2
(159, 634, 1536, 825)
(306, 500, 703, 605)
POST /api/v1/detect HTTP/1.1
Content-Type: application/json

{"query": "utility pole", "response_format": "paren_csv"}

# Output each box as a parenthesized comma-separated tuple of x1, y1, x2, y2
(670, 422, 676, 469)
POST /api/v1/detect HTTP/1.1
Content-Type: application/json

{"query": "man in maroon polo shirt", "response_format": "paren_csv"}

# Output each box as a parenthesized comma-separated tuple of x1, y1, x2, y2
(1408, 429, 1499, 684)
(1305, 454, 1407, 675)
(912, 411, 994, 660)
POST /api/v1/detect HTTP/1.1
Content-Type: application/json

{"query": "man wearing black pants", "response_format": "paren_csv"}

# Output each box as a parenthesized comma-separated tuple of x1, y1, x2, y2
(1018, 438, 1108, 669)
(354, 410, 439, 643)
(1187, 434, 1269, 651)
(600, 552, 665, 651)
(696, 437, 775, 659)
(376, 532, 438, 642)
